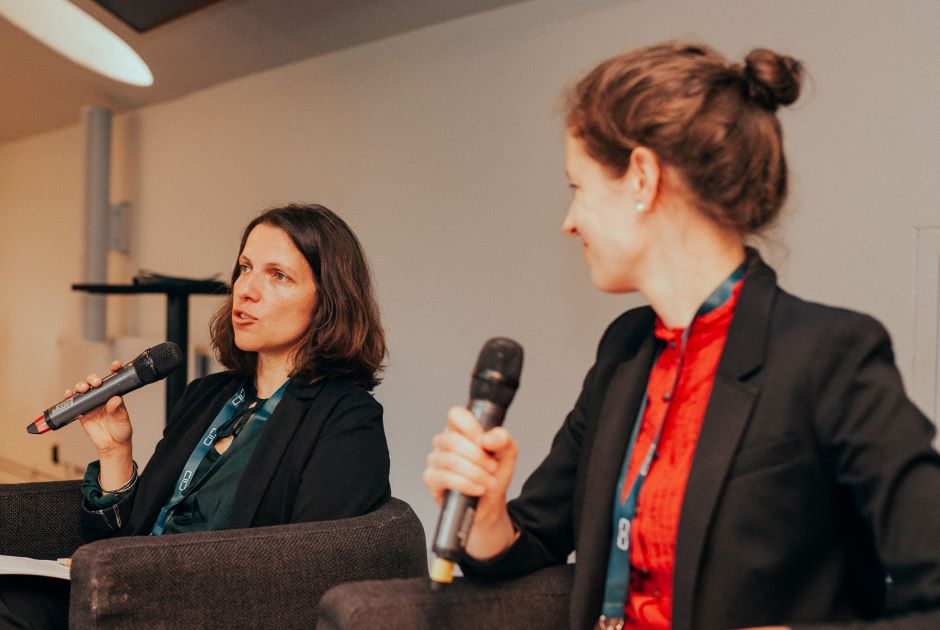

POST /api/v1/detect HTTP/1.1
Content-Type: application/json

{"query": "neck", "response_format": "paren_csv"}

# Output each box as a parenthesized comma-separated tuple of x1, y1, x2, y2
(637, 208, 746, 329)
(255, 353, 291, 398)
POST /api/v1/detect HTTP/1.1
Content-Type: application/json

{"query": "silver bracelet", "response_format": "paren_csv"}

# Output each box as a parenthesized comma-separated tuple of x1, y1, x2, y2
(100, 460, 139, 495)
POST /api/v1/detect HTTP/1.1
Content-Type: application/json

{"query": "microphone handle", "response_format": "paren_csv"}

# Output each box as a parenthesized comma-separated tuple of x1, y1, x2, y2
(431, 398, 507, 561)
(44, 366, 144, 430)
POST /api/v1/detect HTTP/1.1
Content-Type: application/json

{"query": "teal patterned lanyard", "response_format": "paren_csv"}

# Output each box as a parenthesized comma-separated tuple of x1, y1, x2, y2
(150, 379, 288, 535)
(598, 262, 744, 628)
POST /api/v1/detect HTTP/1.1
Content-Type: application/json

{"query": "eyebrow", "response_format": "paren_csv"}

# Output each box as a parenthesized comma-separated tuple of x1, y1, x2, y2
(239, 254, 300, 276)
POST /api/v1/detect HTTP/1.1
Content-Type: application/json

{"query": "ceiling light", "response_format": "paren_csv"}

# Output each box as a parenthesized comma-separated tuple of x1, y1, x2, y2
(0, 0, 153, 86)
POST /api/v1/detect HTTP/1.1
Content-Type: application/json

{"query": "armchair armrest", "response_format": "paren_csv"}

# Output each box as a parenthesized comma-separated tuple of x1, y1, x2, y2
(69, 497, 427, 629)
(317, 563, 575, 630)
(0, 480, 83, 559)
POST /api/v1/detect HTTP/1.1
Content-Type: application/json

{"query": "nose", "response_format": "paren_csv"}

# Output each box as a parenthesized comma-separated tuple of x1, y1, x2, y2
(236, 271, 260, 302)
(562, 204, 578, 236)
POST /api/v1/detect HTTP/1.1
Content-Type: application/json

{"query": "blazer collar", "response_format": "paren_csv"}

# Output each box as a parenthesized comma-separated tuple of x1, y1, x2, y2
(714, 248, 776, 380)
(671, 248, 778, 629)
(285, 377, 333, 400)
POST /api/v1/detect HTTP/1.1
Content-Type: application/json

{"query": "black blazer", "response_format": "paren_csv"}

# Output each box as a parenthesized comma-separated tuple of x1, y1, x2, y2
(464, 253, 940, 629)
(81, 372, 391, 540)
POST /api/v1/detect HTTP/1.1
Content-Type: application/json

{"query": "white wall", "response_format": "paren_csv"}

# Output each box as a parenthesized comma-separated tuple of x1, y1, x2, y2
(1, 0, 938, 543)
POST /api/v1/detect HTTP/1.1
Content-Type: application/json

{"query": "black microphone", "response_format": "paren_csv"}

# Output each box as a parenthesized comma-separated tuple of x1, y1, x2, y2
(27, 342, 184, 434)
(430, 337, 523, 588)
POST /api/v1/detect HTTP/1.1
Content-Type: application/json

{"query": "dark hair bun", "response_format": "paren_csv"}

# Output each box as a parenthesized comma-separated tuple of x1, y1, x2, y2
(743, 48, 802, 111)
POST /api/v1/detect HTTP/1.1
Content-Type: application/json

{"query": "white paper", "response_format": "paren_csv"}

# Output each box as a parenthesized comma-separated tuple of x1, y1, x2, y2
(0, 554, 71, 580)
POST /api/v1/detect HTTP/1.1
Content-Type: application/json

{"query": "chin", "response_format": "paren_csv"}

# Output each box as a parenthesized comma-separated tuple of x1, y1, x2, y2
(591, 272, 635, 294)
(233, 335, 258, 353)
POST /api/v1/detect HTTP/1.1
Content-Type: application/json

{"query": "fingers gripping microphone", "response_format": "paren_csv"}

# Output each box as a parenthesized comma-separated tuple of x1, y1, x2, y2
(430, 337, 523, 588)
(27, 342, 184, 434)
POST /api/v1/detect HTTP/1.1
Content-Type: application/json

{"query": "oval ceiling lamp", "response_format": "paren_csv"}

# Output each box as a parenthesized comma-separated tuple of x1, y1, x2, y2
(0, 0, 153, 86)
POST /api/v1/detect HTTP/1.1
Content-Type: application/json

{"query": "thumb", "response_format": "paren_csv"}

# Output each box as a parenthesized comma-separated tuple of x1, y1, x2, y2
(478, 427, 514, 457)
(105, 396, 125, 415)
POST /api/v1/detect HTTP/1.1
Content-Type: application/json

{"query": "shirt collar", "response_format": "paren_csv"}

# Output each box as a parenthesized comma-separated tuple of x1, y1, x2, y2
(654, 279, 743, 342)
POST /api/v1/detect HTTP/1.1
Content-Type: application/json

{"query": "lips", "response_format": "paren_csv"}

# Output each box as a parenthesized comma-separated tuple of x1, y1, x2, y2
(232, 308, 257, 324)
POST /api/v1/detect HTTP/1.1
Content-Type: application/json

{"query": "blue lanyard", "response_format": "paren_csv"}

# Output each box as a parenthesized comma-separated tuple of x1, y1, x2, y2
(599, 263, 745, 625)
(150, 379, 289, 535)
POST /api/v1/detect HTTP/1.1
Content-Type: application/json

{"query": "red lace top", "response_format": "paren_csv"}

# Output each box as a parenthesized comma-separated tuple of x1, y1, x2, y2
(623, 281, 742, 628)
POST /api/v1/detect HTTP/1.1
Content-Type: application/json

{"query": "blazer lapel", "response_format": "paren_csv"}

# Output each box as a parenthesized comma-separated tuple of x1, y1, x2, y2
(229, 379, 326, 528)
(572, 332, 657, 630)
(133, 375, 243, 535)
(671, 253, 776, 630)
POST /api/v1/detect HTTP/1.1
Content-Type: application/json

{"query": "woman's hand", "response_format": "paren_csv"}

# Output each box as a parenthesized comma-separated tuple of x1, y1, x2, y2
(70, 361, 135, 489)
(423, 406, 519, 560)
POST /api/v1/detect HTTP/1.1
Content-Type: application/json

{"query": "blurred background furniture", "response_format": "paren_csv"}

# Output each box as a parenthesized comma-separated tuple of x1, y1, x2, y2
(0, 480, 426, 629)
(317, 563, 574, 630)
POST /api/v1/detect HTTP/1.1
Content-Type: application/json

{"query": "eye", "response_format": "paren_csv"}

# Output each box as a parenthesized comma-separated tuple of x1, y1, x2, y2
(271, 270, 289, 282)
(238, 263, 250, 274)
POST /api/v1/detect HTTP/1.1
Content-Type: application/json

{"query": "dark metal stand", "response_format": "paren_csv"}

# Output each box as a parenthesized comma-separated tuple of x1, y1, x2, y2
(72, 281, 229, 420)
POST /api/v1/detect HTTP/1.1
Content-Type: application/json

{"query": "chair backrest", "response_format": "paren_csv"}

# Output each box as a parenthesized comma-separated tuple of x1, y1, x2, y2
(317, 563, 575, 630)
(0, 479, 83, 559)
(287, 496, 429, 585)
(69, 497, 427, 629)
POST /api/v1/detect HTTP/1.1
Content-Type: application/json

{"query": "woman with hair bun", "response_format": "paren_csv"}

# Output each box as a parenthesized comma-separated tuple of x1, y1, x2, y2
(424, 42, 940, 628)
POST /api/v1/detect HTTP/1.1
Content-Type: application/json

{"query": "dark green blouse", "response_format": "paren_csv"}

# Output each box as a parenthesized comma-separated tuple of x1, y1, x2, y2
(161, 415, 265, 533)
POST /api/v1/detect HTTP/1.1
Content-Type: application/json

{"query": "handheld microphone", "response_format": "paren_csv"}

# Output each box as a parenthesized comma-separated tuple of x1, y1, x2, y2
(430, 337, 523, 588)
(27, 342, 184, 435)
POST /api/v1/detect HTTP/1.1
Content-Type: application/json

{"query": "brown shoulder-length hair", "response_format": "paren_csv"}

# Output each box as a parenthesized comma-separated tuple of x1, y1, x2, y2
(565, 42, 803, 235)
(210, 204, 386, 391)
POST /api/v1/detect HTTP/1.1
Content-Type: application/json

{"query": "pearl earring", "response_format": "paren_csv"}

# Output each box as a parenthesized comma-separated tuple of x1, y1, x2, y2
(635, 202, 646, 212)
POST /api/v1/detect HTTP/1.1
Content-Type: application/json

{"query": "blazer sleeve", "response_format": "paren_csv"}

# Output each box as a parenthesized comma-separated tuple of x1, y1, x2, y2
(798, 313, 940, 629)
(288, 390, 391, 522)
(460, 395, 588, 578)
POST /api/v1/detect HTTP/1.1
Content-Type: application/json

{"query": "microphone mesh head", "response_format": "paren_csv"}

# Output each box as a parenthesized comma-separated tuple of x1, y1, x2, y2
(132, 342, 184, 384)
(470, 337, 523, 406)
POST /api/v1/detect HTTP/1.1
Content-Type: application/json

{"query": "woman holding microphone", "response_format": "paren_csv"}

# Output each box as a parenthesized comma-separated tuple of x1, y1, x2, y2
(1, 203, 390, 627)
(424, 42, 940, 628)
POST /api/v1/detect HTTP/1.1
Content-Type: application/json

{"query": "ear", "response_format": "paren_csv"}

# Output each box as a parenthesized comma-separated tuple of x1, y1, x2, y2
(625, 146, 662, 211)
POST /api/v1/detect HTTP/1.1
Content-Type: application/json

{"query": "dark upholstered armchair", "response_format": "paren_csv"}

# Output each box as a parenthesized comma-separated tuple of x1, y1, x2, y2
(317, 563, 575, 629)
(0, 480, 427, 629)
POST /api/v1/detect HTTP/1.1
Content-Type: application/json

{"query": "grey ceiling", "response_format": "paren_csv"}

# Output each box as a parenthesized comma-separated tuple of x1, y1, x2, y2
(0, 0, 531, 144)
